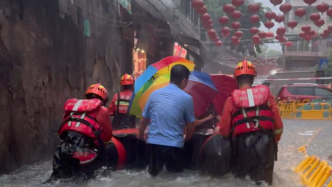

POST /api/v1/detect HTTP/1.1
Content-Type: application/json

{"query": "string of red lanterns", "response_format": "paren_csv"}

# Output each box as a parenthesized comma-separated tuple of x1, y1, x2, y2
(193, 0, 332, 48)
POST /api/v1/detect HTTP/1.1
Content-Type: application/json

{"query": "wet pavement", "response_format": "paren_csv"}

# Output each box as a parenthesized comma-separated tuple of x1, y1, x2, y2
(0, 119, 331, 187)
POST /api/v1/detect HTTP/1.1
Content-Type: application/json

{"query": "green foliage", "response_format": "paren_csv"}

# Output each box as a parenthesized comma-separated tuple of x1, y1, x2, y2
(205, 0, 271, 57)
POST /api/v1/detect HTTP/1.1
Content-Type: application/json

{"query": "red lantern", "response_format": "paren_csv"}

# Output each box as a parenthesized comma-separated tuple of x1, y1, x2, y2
(303, 0, 317, 6)
(252, 35, 261, 44)
(248, 4, 260, 13)
(323, 29, 331, 36)
(196, 6, 207, 14)
(275, 35, 282, 40)
(200, 13, 211, 21)
(222, 32, 230, 37)
(275, 14, 285, 23)
(231, 22, 241, 30)
(231, 0, 245, 7)
(258, 31, 266, 38)
(215, 41, 223, 47)
(234, 31, 243, 38)
(203, 23, 213, 30)
(249, 27, 259, 35)
(219, 16, 229, 25)
(316, 3, 329, 13)
(264, 21, 275, 29)
(301, 25, 311, 33)
(231, 11, 242, 20)
(266, 31, 274, 38)
(265, 11, 276, 20)
(205, 19, 212, 25)
(321, 33, 327, 38)
(221, 27, 230, 35)
(276, 26, 286, 36)
(308, 30, 316, 36)
(287, 20, 298, 29)
(231, 36, 239, 42)
(207, 29, 216, 37)
(299, 32, 306, 38)
(191, 0, 204, 9)
(279, 36, 287, 42)
(304, 35, 312, 41)
(328, 25, 332, 32)
(270, 0, 282, 6)
(285, 41, 293, 47)
(309, 13, 320, 22)
(314, 19, 325, 27)
(279, 4, 292, 14)
(249, 15, 260, 24)
(327, 8, 332, 18)
(223, 4, 235, 14)
(232, 40, 240, 45)
(295, 8, 306, 18)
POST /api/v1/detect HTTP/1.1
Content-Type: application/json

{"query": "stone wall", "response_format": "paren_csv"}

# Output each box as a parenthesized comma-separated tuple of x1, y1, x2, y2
(0, 0, 131, 174)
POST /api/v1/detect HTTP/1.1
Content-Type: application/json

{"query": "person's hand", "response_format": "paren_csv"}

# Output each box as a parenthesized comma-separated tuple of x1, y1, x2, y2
(215, 126, 220, 132)
(206, 114, 214, 120)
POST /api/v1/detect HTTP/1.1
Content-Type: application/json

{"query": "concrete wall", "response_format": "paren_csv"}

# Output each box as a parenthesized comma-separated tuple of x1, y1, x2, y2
(0, 0, 130, 174)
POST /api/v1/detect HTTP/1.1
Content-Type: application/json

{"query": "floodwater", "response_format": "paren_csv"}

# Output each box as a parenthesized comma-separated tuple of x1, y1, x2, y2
(1, 119, 331, 187)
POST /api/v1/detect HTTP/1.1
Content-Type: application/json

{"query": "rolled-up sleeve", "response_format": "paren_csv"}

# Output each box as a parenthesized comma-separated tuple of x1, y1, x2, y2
(268, 95, 284, 142)
(184, 96, 195, 123)
(142, 92, 153, 119)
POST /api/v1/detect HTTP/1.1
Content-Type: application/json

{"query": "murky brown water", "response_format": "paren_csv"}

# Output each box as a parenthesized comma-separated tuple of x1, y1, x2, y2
(1, 120, 331, 187)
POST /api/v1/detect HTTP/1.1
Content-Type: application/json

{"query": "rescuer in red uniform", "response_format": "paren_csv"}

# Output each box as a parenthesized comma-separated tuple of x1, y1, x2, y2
(50, 83, 114, 180)
(108, 74, 136, 130)
(217, 59, 283, 185)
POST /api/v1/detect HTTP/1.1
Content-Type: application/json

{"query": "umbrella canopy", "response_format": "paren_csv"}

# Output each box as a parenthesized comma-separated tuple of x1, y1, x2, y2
(130, 57, 195, 117)
(134, 56, 195, 93)
(184, 71, 219, 117)
(130, 71, 218, 118)
(210, 75, 237, 115)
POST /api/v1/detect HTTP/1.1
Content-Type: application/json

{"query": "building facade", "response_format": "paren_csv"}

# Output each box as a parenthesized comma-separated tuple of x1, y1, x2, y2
(283, 0, 332, 71)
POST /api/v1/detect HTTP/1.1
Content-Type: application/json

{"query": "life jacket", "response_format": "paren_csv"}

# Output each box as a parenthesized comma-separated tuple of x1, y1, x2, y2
(230, 85, 274, 136)
(114, 91, 132, 115)
(58, 98, 103, 141)
(113, 91, 136, 130)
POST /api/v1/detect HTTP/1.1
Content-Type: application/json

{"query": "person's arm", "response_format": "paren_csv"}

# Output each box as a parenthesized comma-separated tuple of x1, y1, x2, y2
(216, 97, 233, 137)
(108, 94, 117, 116)
(138, 117, 149, 140)
(268, 95, 284, 143)
(194, 115, 214, 127)
(138, 94, 152, 140)
(98, 106, 113, 142)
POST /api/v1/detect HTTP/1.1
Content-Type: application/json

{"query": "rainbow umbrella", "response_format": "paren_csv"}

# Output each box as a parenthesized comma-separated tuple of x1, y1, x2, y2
(130, 56, 195, 117)
(130, 71, 218, 118)
(134, 56, 195, 93)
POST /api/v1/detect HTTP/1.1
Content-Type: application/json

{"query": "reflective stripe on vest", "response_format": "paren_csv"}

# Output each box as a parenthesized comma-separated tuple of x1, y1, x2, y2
(68, 100, 83, 127)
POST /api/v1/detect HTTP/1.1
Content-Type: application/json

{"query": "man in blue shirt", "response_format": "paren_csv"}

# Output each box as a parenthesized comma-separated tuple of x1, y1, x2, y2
(138, 64, 213, 176)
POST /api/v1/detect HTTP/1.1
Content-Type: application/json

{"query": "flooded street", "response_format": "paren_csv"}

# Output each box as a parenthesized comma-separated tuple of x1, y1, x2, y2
(1, 119, 331, 187)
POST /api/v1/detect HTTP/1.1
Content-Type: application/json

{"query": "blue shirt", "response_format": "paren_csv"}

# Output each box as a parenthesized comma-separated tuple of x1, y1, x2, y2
(142, 83, 196, 148)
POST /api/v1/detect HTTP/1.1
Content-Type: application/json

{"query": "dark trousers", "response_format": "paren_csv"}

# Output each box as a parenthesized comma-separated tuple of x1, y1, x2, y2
(148, 144, 184, 176)
(232, 131, 275, 185)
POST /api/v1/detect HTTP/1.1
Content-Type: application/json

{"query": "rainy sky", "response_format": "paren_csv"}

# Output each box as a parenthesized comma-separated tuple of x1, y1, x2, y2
(255, 0, 283, 51)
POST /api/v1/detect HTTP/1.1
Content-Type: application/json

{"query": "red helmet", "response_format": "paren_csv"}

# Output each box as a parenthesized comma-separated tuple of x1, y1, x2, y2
(121, 74, 134, 86)
(85, 83, 108, 101)
(234, 58, 257, 78)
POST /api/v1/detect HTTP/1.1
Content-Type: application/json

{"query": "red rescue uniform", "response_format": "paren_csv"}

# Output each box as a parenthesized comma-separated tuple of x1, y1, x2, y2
(218, 85, 283, 142)
(109, 89, 133, 115)
(58, 98, 113, 143)
(108, 89, 136, 130)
